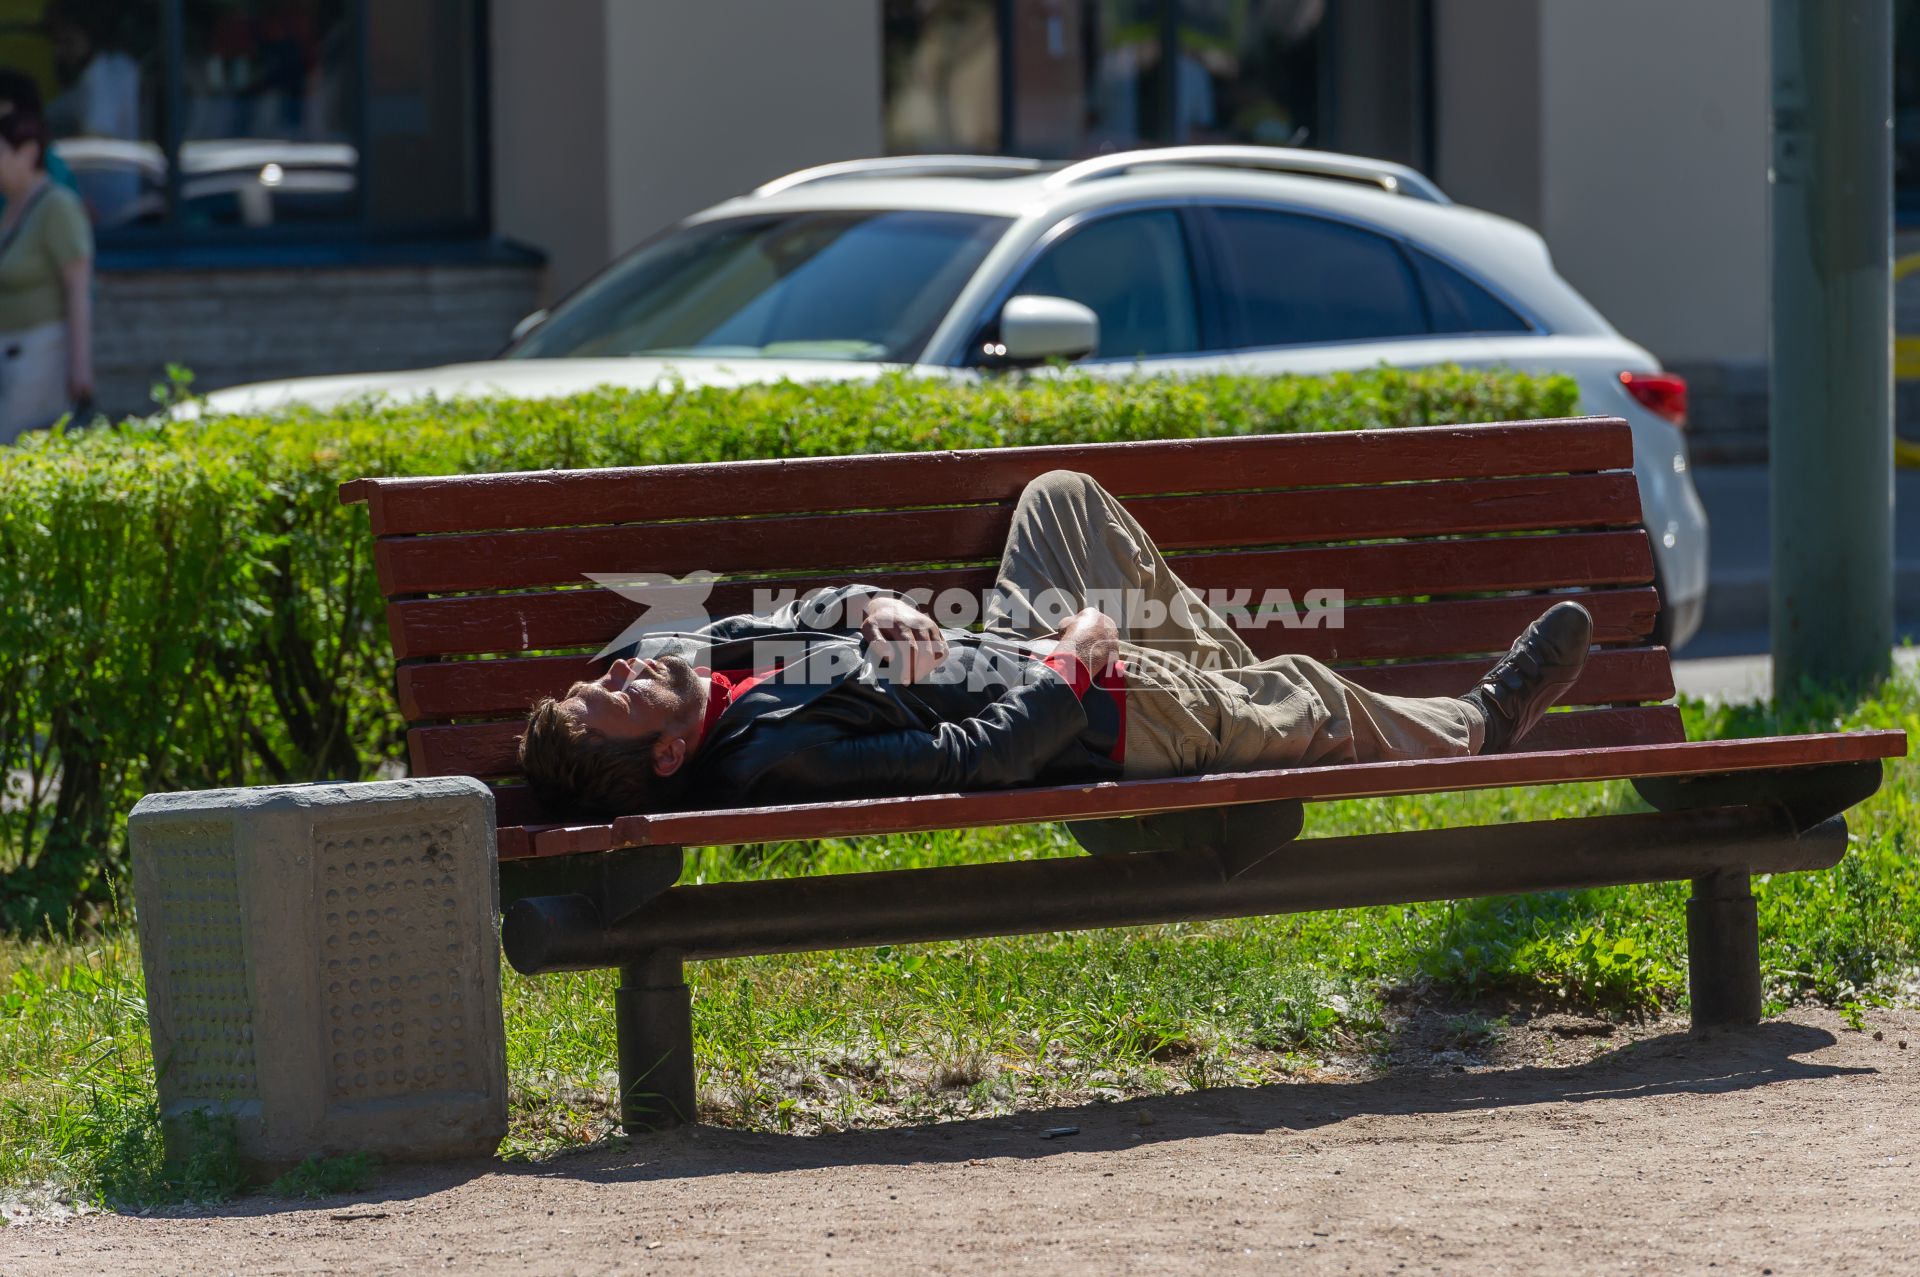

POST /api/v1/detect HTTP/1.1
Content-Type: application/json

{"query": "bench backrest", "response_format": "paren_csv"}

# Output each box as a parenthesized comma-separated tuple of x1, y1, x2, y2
(340, 415, 1674, 830)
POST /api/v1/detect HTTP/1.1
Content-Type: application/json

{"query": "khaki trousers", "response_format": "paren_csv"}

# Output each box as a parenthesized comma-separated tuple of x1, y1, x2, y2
(982, 470, 1484, 779)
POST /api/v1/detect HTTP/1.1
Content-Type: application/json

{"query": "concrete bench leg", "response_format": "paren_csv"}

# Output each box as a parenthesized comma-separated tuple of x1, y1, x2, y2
(616, 950, 697, 1130)
(1687, 869, 1763, 1028)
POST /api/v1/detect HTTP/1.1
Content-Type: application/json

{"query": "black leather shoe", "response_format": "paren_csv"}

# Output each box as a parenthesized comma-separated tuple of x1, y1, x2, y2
(1460, 601, 1595, 753)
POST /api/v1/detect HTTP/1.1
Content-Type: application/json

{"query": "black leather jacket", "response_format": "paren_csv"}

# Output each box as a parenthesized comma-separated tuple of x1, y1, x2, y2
(623, 584, 1123, 808)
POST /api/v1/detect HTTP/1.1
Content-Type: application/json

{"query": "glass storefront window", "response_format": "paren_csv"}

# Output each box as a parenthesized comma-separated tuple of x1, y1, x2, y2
(997, 0, 1173, 157)
(884, 1, 1415, 163)
(33, 3, 165, 230)
(1899, 0, 1920, 224)
(1176, 0, 1324, 148)
(179, 0, 356, 228)
(366, 0, 482, 230)
(1005, 0, 1083, 155)
(883, 0, 1002, 154)
(1085, 0, 1171, 150)
(0, 0, 485, 241)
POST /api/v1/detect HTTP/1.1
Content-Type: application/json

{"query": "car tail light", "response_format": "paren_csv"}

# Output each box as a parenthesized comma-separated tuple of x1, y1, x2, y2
(1619, 370, 1688, 428)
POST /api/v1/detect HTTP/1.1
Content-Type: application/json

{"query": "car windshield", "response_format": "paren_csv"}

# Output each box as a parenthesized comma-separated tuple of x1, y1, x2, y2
(508, 209, 1011, 363)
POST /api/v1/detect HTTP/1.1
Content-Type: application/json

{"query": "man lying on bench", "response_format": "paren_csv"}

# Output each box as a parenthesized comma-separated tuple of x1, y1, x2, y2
(517, 470, 1595, 818)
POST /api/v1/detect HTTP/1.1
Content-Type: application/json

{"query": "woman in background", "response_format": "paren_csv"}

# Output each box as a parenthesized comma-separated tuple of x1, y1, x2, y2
(0, 98, 92, 445)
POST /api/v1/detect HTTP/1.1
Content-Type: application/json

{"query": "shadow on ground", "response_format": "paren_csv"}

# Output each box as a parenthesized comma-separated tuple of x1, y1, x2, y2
(166, 1017, 1866, 1221)
(547, 1019, 1863, 1184)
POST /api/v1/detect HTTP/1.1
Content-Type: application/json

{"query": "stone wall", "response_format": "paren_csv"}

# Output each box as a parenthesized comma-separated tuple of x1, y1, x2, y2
(93, 262, 543, 418)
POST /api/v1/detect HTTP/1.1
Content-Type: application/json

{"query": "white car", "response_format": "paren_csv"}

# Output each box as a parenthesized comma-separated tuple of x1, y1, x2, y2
(201, 146, 1709, 646)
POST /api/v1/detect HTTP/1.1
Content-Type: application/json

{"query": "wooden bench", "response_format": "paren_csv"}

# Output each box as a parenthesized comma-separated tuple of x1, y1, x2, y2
(341, 416, 1906, 1130)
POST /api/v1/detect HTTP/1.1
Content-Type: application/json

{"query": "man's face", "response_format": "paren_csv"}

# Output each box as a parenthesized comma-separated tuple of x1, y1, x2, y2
(561, 654, 704, 743)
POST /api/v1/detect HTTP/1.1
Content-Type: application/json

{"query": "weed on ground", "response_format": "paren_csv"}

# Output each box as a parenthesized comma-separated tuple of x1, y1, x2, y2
(268, 1153, 378, 1200)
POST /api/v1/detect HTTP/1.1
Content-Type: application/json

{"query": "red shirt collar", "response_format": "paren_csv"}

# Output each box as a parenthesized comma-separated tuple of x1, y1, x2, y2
(692, 668, 767, 754)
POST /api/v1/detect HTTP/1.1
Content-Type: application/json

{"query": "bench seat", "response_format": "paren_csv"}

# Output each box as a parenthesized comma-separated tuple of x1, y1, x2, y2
(505, 730, 1906, 858)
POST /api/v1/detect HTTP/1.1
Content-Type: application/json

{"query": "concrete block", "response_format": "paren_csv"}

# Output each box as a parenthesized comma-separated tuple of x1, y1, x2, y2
(128, 777, 506, 1171)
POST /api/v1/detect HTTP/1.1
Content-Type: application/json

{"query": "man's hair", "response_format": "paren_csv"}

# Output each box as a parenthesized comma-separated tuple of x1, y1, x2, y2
(518, 697, 667, 819)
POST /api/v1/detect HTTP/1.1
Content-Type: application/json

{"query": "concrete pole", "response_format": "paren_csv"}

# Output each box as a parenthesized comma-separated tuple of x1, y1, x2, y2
(1770, 0, 1894, 700)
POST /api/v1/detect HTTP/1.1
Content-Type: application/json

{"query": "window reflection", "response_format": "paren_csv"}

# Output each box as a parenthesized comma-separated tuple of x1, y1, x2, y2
(884, 0, 1424, 162)
(40, 3, 164, 228)
(884, 0, 1001, 154)
(930, 0, 1326, 160)
(2, 0, 483, 238)
(179, 0, 356, 227)
(1178, 0, 1324, 147)
(1899, 0, 1920, 223)
(1085, 0, 1169, 151)
(1010, 0, 1168, 157)
(367, 0, 482, 229)
(1006, 0, 1081, 155)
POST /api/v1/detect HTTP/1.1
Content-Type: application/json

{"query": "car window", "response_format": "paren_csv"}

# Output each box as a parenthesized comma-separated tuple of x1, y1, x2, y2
(1208, 207, 1427, 348)
(510, 210, 1010, 363)
(1011, 209, 1201, 359)
(1410, 247, 1533, 334)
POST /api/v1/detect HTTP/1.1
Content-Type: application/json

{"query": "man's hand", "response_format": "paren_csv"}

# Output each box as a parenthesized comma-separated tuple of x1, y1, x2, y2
(1054, 608, 1120, 680)
(861, 595, 949, 683)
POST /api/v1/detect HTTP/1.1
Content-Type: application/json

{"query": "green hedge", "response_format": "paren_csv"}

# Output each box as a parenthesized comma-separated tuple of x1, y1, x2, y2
(0, 368, 1579, 925)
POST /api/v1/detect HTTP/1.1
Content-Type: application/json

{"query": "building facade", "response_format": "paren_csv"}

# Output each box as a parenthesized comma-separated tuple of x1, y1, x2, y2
(23, 0, 1915, 442)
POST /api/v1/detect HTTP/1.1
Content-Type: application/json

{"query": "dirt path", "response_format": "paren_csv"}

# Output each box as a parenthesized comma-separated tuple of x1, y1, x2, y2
(8, 1008, 1919, 1276)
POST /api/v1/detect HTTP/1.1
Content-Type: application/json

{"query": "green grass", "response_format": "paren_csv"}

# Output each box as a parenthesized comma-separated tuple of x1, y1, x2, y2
(268, 1152, 377, 1199)
(5, 670, 1917, 1200)
(0, 911, 244, 1205)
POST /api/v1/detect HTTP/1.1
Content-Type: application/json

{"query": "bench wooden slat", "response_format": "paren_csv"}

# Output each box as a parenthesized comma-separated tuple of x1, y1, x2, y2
(385, 528, 1653, 662)
(496, 823, 536, 860)
(1269, 588, 1657, 662)
(345, 418, 1635, 535)
(371, 471, 1645, 596)
(1512, 705, 1683, 750)
(510, 729, 1906, 858)
(1349, 645, 1674, 704)
(398, 640, 1673, 723)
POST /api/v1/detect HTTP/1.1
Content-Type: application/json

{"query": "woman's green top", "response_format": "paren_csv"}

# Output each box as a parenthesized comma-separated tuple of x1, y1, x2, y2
(0, 184, 90, 334)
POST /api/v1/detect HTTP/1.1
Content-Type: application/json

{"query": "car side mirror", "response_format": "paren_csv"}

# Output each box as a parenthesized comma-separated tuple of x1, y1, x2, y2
(509, 308, 549, 343)
(994, 295, 1099, 365)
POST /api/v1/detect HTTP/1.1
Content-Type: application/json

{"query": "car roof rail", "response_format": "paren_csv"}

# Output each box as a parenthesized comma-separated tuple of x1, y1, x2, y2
(752, 155, 1049, 197)
(1043, 145, 1450, 204)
